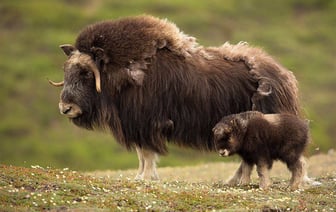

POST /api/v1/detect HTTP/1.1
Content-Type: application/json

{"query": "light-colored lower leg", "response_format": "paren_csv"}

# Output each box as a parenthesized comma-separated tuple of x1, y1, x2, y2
(142, 149, 159, 180)
(288, 156, 306, 190)
(134, 147, 159, 181)
(299, 156, 322, 186)
(135, 146, 145, 180)
(256, 160, 271, 189)
(240, 162, 254, 185)
(227, 161, 245, 186)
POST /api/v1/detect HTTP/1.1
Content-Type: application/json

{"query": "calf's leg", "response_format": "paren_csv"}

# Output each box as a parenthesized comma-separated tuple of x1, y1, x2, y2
(256, 159, 271, 189)
(227, 161, 252, 185)
(287, 156, 306, 190)
(135, 147, 159, 180)
(240, 162, 254, 185)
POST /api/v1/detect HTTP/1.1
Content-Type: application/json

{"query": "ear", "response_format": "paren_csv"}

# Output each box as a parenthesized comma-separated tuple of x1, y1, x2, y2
(91, 47, 107, 69)
(91, 47, 105, 60)
(212, 125, 226, 141)
(156, 39, 167, 49)
(60, 44, 77, 56)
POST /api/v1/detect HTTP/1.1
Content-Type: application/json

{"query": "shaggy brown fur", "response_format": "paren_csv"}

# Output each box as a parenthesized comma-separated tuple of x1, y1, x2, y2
(51, 15, 301, 180)
(213, 111, 309, 190)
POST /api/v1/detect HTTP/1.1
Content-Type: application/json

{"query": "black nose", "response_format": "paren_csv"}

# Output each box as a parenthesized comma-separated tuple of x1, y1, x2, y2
(62, 106, 72, 114)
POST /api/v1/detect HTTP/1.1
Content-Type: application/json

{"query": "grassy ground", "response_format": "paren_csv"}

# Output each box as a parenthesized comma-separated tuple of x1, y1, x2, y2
(1, 153, 335, 211)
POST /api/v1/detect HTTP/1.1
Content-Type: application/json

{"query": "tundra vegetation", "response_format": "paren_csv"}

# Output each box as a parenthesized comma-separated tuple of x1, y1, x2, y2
(0, 154, 335, 211)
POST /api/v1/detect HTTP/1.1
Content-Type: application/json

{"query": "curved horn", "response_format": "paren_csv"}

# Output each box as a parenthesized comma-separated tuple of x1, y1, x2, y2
(87, 61, 101, 93)
(48, 79, 64, 87)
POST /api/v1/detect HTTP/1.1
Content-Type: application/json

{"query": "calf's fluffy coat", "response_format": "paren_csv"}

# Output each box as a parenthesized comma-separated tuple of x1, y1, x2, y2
(213, 111, 309, 190)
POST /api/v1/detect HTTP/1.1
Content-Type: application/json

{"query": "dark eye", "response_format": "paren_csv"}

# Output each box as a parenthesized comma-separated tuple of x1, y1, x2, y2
(79, 70, 92, 79)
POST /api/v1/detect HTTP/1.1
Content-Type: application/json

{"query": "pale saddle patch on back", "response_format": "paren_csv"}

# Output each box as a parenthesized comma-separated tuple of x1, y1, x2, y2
(263, 114, 281, 126)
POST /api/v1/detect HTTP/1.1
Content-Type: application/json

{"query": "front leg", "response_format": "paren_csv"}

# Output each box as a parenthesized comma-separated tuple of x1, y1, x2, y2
(134, 147, 159, 181)
(227, 161, 252, 186)
(256, 159, 271, 189)
(240, 162, 254, 185)
(226, 161, 243, 186)
(135, 146, 145, 180)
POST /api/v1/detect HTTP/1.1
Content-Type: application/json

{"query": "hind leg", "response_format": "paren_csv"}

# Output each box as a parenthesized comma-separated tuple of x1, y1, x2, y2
(287, 156, 306, 190)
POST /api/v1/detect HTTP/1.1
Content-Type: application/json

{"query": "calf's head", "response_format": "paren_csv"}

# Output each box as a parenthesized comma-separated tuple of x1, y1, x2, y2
(49, 44, 101, 120)
(212, 116, 247, 157)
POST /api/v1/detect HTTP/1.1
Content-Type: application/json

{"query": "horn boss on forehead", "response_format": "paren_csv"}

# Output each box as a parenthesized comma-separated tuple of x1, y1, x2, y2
(76, 53, 101, 93)
(64, 48, 102, 93)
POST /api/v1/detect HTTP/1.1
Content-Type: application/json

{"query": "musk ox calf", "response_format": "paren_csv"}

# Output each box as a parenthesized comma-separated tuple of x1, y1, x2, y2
(213, 111, 309, 190)
(49, 15, 302, 180)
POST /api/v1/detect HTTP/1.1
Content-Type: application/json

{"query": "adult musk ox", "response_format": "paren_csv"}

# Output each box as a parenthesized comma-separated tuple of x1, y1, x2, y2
(212, 111, 309, 190)
(49, 15, 300, 180)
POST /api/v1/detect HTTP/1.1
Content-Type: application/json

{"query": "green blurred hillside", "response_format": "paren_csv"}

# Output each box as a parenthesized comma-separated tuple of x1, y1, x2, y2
(1, 0, 335, 171)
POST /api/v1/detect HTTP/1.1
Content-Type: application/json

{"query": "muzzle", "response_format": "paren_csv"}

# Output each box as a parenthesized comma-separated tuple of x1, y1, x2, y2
(58, 102, 82, 118)
(219, 149, 230, 157)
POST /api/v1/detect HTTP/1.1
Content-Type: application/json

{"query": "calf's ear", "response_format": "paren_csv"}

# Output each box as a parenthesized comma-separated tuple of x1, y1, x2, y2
(212, 126, 225, 141)
(60, 44, 77, 56)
